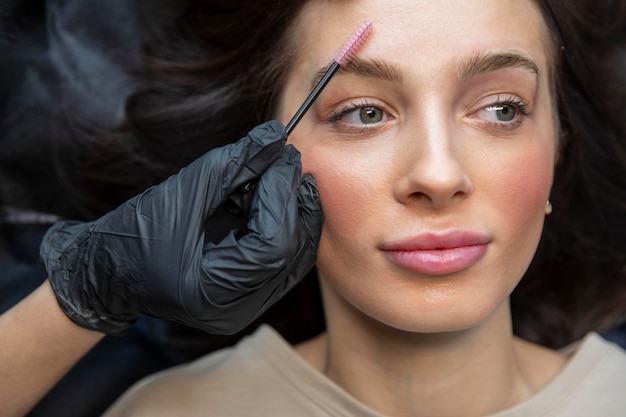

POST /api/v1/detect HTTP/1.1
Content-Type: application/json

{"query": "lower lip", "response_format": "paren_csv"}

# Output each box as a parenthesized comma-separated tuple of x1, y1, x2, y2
(382, 244, 488, 276)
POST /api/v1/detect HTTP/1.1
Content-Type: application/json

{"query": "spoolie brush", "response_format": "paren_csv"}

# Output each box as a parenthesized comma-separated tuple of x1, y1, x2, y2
(285, 20, 373, 135)
(220, 21, 373, 222)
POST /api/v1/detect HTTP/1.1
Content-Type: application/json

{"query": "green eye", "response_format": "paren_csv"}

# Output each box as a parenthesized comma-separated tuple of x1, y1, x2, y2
(483, 104, 517, 122)
(358, 106, 384, 124)
(328, 101, 389, 130)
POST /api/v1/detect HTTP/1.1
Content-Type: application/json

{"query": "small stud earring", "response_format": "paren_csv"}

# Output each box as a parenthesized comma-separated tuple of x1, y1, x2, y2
(545, 200, 553, 215)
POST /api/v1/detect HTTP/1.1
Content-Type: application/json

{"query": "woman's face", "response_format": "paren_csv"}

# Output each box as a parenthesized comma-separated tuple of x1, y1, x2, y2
(278, 0, 557, 333)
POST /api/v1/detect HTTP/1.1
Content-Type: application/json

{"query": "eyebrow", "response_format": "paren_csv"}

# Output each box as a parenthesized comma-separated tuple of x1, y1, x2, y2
(456, 51, 539, 81)
(310, 57, 403, 89)
(308, 50, 538, 89)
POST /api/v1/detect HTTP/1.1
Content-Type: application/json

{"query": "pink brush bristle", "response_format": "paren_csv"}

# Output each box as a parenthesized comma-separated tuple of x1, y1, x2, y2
(334, 21, 373, 66)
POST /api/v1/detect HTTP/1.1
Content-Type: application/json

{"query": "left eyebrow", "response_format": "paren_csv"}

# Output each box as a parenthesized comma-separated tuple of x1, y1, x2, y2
(310, 57, 403, 89)
(456, 50, 539, 81)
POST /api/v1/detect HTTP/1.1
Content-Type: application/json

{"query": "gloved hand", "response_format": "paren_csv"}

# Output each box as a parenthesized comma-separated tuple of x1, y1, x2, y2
(40, 121, 322, 336)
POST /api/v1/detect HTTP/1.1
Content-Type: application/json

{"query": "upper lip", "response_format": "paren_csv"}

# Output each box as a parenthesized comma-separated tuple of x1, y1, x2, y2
(378, 230, 490, 251)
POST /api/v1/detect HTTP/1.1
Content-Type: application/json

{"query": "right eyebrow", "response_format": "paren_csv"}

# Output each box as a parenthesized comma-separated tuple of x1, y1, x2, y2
(310, 57, 403, 89)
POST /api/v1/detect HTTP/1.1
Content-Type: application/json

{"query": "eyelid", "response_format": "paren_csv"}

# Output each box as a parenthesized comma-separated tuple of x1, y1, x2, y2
(327, 98, 384, 119)
(475, 94, 532, 114)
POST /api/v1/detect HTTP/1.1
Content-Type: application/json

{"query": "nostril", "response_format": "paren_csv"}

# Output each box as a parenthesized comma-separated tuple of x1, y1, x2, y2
(407, 192, 432, 204)
(405, 188, 470, 208)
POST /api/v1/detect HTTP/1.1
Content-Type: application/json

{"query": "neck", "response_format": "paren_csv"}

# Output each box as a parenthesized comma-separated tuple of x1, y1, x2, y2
(296, 294, 565, 417)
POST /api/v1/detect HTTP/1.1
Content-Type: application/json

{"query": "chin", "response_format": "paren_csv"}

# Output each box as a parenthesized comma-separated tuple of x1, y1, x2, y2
(362, 296, 507, 335)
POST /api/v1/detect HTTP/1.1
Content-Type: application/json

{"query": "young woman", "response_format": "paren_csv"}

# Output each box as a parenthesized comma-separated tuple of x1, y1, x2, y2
(102, 0, 626, 415)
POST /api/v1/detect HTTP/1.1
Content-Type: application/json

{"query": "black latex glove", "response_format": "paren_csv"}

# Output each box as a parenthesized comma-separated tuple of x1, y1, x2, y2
(40, 121, 322, 335)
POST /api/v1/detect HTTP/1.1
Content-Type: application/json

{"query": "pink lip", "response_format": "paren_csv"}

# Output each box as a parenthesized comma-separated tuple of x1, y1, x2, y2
(379, 231, 490, 276)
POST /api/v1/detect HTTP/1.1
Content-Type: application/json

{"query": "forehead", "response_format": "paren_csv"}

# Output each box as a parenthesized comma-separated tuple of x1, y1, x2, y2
(292, 0, 552, 76)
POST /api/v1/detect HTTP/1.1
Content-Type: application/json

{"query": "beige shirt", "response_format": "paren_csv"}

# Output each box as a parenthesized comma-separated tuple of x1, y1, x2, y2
(104, 325, 626, 416)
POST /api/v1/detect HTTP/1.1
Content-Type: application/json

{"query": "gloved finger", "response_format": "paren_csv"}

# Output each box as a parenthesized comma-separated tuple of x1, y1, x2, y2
(297, 174, 323, 247)
(180, 145, 306, 332)
(200, 144, 302, 292)
(192, 167, 322, 333)
(272, 174, 323, 296)
(173, 120, 287, 216)
(124, 121, 287, 247)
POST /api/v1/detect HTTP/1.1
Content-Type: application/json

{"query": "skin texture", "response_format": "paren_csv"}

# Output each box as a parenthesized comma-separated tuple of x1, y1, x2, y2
(279, 0, 566, 415)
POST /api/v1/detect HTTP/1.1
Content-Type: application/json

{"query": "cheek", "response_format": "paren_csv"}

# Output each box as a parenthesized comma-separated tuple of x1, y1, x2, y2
(299, 145, 370, 235)
(293, 136, 392, 267)
(484, 142, 555, 263)
(496, 146, 554, 218)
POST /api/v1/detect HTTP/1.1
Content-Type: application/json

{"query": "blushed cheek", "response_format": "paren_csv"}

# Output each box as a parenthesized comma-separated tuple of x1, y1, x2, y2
(314, 173, 372, 279)
(297, 146, 373, 259)
(304, 157, 360, 234)
(497, 148, 554, 231)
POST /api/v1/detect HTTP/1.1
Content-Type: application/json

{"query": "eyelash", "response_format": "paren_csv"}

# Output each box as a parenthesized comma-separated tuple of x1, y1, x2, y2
(476, 95, 532, 131)
(501, 97, 530, 115)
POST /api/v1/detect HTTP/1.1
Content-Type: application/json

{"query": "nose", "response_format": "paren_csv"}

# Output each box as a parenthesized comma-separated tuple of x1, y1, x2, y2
(393, 117, 473, 209)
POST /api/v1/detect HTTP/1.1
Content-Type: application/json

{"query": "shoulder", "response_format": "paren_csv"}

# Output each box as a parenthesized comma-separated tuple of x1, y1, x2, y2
(543, 333, 626, 415)
(497, 333, 626, 417)
(569, 333, 626, 391)
(560, 332, 626, 379)
(102, 325, 325, 417)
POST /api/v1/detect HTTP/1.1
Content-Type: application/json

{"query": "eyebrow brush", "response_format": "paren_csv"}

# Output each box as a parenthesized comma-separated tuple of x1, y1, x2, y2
(285, 20, 373, 135)
(218, 21, 373, 230)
